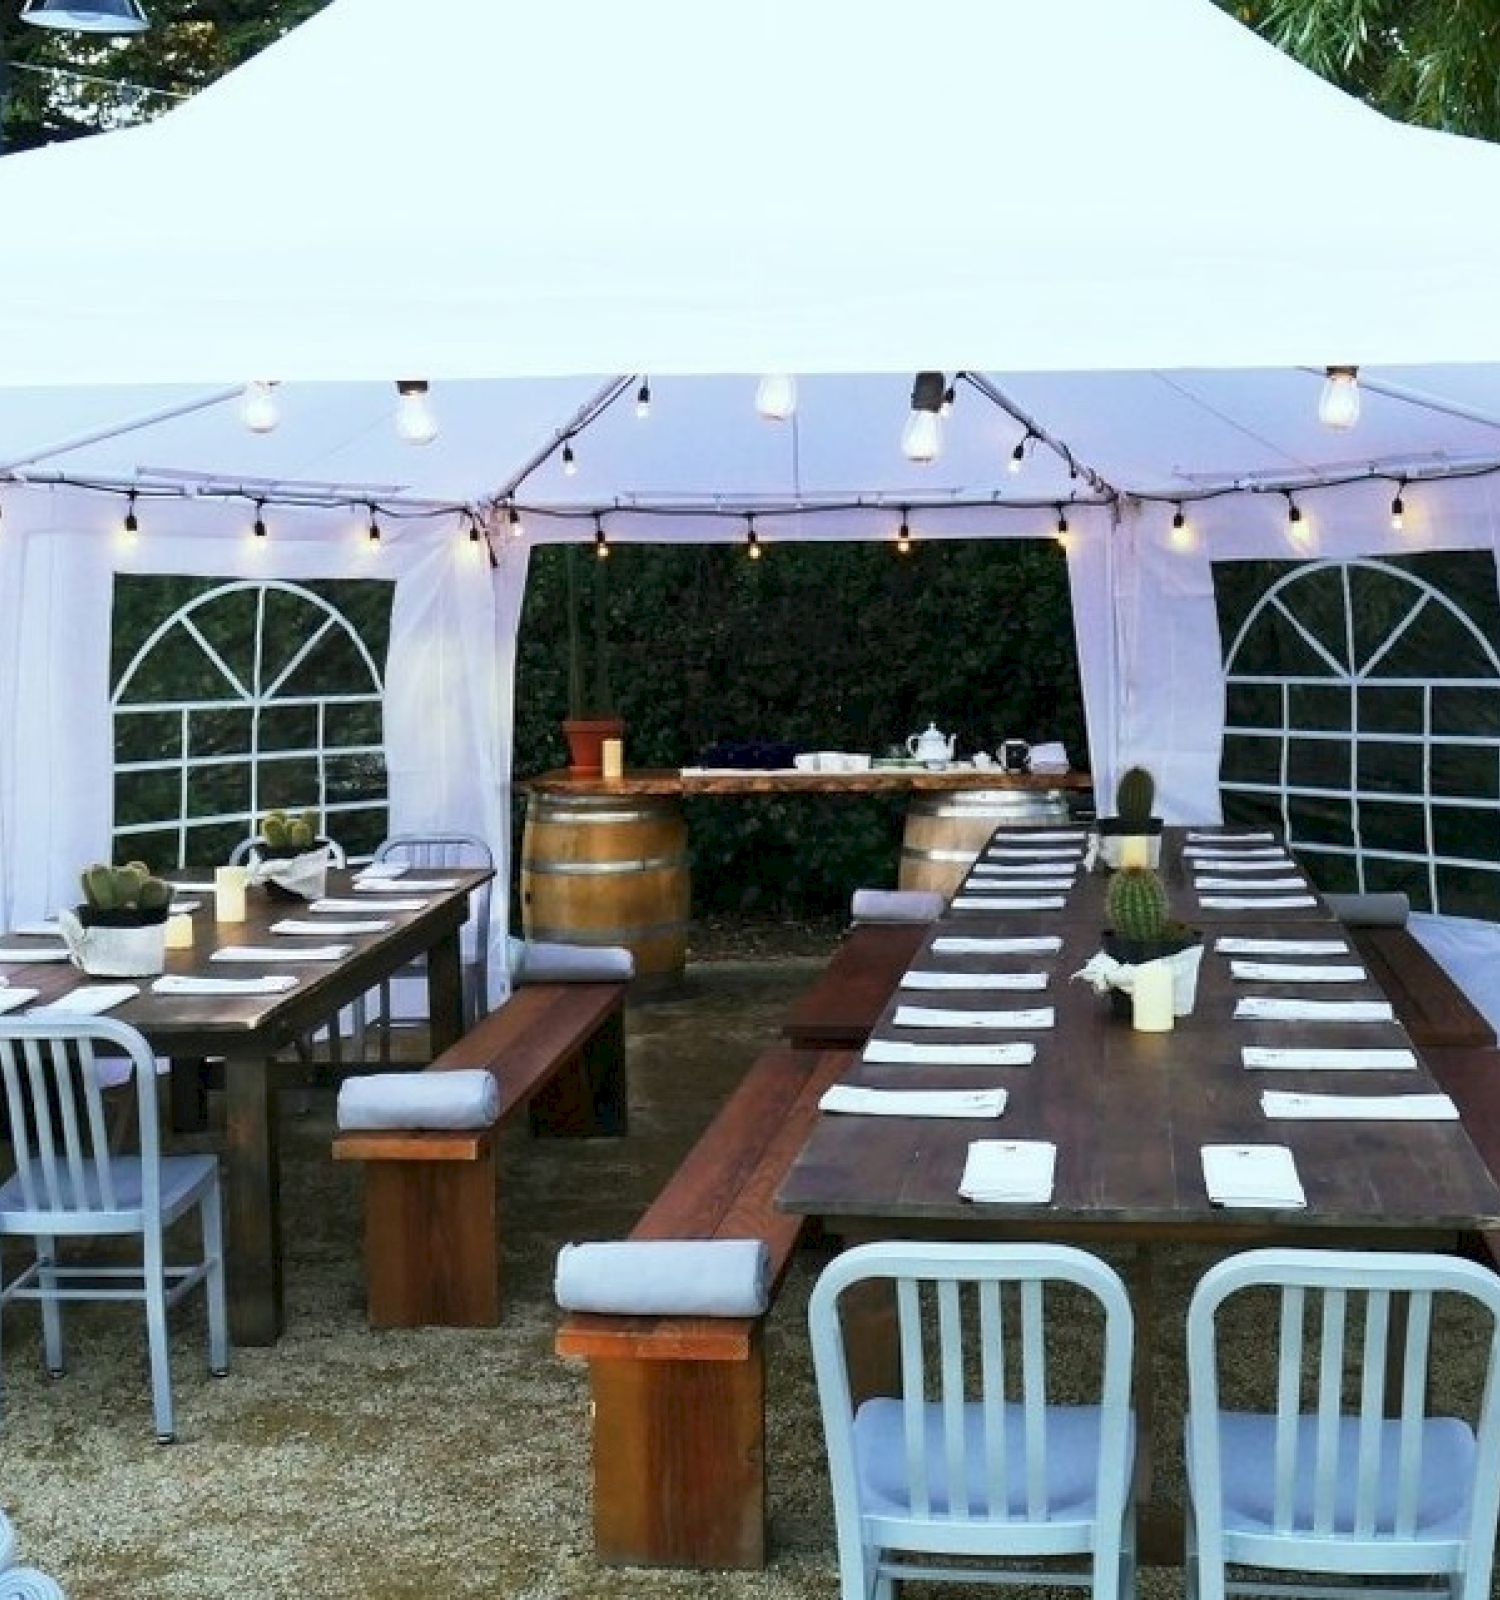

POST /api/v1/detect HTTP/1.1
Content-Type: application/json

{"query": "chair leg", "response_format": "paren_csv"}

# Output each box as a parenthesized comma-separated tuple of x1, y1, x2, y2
(35, 1238, 63, 1378)
(378, 981, 393, 1068)
(1120, 1486, 1138, 1600)
(1184, 1504, 1200, 1600)
(141, 1228, 175, 1443)
(200, 1182, 230, 1378)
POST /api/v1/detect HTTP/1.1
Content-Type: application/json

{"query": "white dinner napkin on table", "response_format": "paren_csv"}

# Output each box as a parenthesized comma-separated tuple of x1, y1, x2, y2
(212, 944, 352, 963)
(863, 1040, 1037, 1067)
(0, 990, 40, 1016)
(0, 947, 70, 963)
(171, 880, 217, 893)
(356, 863, 408, 879)
(901, 971, 1048, 991)
(972, 861, 1077, 878)
(960, 1140, 1057, 1203)
(1202, 1144, 1306, 1208)
(819, 1085, 1009, 1119)
(1201, 895, 1317, 910)
(1261, 1091, 1459, 1121)
(1196, 876, 1306, 891)
(988, 830, 1086, 843)
(1242, 1046, 1418, 1071)
(1230, 962, 1368, 984)
(932, 935, 1062, 956)
(272, 918, 393, 936)
(1217, 938, 1349, 956)
(1235, 997, 1393, 1022)
(11, 921, 60, 936)
(30, 984, 140, 1016)
(952, 896, 1066, 912)
(893, 1004, 1055, 1030)
(962, 878, 1075, 893)
(355, 877, 461, 892)
(1187, 831, 1276, 844)
(152, 974, 300, 996)
(170, 899, 201, 913)
(984, 848, 1082, 861)
(1184, 856, 1294, 871)
(309, 897, 428, 913)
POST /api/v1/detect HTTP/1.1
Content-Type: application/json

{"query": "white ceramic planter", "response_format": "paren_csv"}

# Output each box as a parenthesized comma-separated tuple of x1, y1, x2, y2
(58, 911, 167, 977)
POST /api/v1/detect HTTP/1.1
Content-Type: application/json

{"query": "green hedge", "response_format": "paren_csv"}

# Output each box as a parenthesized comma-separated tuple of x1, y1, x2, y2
(514, 538, 1088, 915)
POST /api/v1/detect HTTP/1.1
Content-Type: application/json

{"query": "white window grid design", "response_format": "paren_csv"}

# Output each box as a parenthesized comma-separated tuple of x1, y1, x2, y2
(1220, 558, 1500, 912)
(111, 579, 388, 867)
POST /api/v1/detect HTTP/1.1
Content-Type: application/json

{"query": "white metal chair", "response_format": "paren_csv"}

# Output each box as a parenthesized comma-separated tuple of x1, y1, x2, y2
(1185, 1248, 1500, 1600)
(0, 1017, 228, 1443)
(371, 832, 494, 1063)
(809, 1241, 1136, 1600)
(227, 834, 348, 869)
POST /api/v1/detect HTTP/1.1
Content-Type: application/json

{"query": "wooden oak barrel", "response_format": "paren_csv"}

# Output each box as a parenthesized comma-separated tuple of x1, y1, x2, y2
(898, 789, 1074, 897)
(521, 792, 690, 985)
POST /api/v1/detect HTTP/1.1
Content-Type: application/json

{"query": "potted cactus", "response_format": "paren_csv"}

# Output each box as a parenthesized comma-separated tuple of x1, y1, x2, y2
(58, 862, 174, 977)
(248, 809, 333, 901)
(1096, 765, 1164, 869)
(1100, 867, 1201, 1018)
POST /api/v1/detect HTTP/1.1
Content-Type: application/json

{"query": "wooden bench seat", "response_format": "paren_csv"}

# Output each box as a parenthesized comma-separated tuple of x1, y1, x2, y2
(334, 981, 626, 1328)
(555, 1045, 850, 1570)
(782, 922, 928, 1050)
(1349, 927, 1495, 1048)
(1422, 1046, 1500, 1266)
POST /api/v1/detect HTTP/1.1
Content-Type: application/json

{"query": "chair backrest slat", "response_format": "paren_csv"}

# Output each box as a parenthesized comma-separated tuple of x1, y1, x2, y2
(76, 1039, 118, 1211)
(937, 1278, 969, 1518)
(1272, 1285, 1303, 1532)
(1312, 1287, 1347, 1533)
(897, 1276, 930, 1517)
(49, 1038, 91, 1207)
(978, 1277, 1008, 1520)
(1395, 1288, 1432, 1536)
(1021, 1279, 1047, 1519)
(0, 1040, 41, 1214)
(1354, 1289, 1390, 1536)
(23, 1038, 65, 1211)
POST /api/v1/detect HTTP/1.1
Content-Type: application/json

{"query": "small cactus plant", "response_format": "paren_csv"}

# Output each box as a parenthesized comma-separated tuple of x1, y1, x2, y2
(1107, 867, 1169, 943)
(1115, 766, 1156, 829)
(78, 861, 174, 922)
(260, 809, 320, 854)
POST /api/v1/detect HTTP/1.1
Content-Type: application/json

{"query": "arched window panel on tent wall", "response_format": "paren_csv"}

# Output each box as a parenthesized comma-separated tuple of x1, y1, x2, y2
(1212, 554, 1500, 919)
(110, 577, 395, 871)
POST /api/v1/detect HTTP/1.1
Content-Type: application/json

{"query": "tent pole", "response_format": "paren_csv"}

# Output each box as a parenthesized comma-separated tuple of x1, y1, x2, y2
(488, 376, 633, 506)
(0, 384, 246, 474)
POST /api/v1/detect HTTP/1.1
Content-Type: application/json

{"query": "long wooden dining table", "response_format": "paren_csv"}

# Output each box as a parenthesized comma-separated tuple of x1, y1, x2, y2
(0, 867, 493, 1346)
(777, 823, 1500, 1554)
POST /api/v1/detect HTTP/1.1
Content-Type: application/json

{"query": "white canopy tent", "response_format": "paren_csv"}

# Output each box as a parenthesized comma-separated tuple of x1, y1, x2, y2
(0, 0, 1498, 1015)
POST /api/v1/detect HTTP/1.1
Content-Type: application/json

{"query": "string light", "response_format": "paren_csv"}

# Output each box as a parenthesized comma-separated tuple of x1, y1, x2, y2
(635, 379, 652, 420)
(901, 371, 946, 464)
(240, 381, 280, 434)
(896, 509, 912, 555)
(755, 374, 797, 421)
(1285, 494, 1310, 548)
(122, 491, 139, 540)
(1008, 431, 1033, 475)
(1318, 365, 1360, 431)
(940, 380, 957, 418)
(1390, 481, 1406, 532)
(745, 515, 763, 561)
(367, 504, 382, 544)
(252, 500, 268, 540)
(1055, 506, 1070, 540)
(467, 514, 483, 546)
(1169, 503, 1194, 551)
(508, 503, 524, 539)
(562, 441, 578, 477)
(594, 516, 610, 560)
(394, 380, 438, 445)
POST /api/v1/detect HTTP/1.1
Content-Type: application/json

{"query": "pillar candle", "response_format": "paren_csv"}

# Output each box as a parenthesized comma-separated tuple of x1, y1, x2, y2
(164, 912, 195, 949)
(1118, 834, 1151, 870)
(1132, 960, 1175, 1033)
(601, 737, 624, 780)
(214, 865, 249, 923)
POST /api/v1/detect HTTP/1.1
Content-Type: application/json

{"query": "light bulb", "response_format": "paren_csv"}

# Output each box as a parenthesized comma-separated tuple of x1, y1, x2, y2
(1170, 506, 1194, 551)
(240, 380, 280, 434)
(562, 442, 578, 476)
(508, 504, 524, 539)
(594, 525, 609, 560)
(1318, 366, 1360, 431)
(367, 507, 382, 543)
(1008, 436, 1028, 475)
(252, 503, 268, 539)
(635, 380, 652, 419)
(1055, 509, 1070, 539)
(901, 408, 943, 464)
(747, 526, 763, 561)
(755, 374, 797, 421)
(1390, 489, 1405, 531)
(940, 382, 956, 417)
(121, 495, 139, 542)
(394, 380, 438, 445)
(468, 518, 482, 545)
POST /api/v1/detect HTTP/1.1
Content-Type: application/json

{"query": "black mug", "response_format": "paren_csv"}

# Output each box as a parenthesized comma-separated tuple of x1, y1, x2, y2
(1001, 739, 1031, 772)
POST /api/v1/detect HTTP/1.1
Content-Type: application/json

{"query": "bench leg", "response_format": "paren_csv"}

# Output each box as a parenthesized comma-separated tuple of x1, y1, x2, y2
(589, 1337, 766, 1569)
(362, 1147, 500, 1327)
(529, 1008, 628, 1138)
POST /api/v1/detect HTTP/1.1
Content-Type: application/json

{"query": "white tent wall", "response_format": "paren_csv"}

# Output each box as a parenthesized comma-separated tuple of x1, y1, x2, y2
(0, 488, 516, 1000)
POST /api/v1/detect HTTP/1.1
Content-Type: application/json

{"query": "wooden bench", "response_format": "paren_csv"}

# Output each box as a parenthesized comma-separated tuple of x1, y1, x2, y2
(333, 981, 627, 1328)
(782, 922, 928, 1050)
(1422, 1046, 1500, 1266)
(555, 1045, 850, 1571)
(1348, 927, 1495, 1048)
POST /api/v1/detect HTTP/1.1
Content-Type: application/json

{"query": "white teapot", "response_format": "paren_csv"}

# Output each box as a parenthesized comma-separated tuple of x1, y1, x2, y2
(906, 722, 957, 766)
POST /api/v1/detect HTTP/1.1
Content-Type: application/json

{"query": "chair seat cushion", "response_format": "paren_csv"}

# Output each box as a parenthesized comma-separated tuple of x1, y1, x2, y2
(1206, 1411, 1475, 1539)
(854, 1398, 1133, 1520)
(0, 1154, 217, 1225)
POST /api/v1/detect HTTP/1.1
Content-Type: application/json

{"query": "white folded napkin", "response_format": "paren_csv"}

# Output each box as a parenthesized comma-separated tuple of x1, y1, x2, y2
(819, 1085, 1009, 1119)
(960, 1139, 1056, 1203)
(1195, 876, 1306, 891)
(0, 989, 40, 1016)
(1230, 962, 1368, 984)
(309, 897, 428, 913)
(1201, 895, 1317, 910)
(0, 947, 70, 963)
(893, 1004, 1055, 1030)
(932, 935, 1062, 955)
(971, 862, 1078, 878)
(152, 974, 300, 996)
(356, 863, 408, 879)
(862, 1040, 1037, 1066)
(171, 880, 218, 892)
(952, 896, 1066, 912)
(1235, 997, 1393, 1022)
(30, 984, 140, 1016)
(272, 918, 393, 935)
(964, 877, 1075, 892)
(985, 847, 1082, 861)
(1183, 855, 1294, 870)
(900, 970, 1048, 991)
(1217, 938, 1349, 956)
(1202, 1144, 1306, 1208)
(11, 921, 60, 936)
(356, 877, 460, 892)
(989, 829, 1086, 842)
(1242, 1046, 1417, 1072)
(1187, 831, 1276, 844)
(170, 899, 201, 914)
(1261, 1091, 1459, 1121)
(212, 944, 352, 963)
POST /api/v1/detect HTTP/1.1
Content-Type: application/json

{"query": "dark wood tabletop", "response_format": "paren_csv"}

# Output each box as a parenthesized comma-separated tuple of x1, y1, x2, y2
(779, 827, 1500, 1236)
(522, 767, 1095, 797)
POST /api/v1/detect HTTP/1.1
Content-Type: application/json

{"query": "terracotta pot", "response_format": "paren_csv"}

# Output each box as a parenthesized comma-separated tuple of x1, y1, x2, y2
(563, 717, 624, 776)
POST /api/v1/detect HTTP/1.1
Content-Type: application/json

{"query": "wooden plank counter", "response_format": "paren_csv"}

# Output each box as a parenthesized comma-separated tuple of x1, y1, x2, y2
(518, 768, 1095, 984)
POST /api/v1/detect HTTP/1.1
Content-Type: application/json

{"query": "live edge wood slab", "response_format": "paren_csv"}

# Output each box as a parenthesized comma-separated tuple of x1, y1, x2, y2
(523, 767, 1095, 797)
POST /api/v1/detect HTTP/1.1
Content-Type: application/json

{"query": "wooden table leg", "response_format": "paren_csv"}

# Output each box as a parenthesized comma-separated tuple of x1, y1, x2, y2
(223, 1053, 284, 1346)
(427, 924, 466, 1054)
(169, 1056, 209, 1134)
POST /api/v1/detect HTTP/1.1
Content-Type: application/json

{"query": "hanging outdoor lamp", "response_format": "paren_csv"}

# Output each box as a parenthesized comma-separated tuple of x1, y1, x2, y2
(1318, 365, 1361, 430)
(240, 381, 280, 435)
(394, 380, 438, 446)
(901, 371, 946, 464)
(21, 0, 149, 32)
(755, 375, 797, 421)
